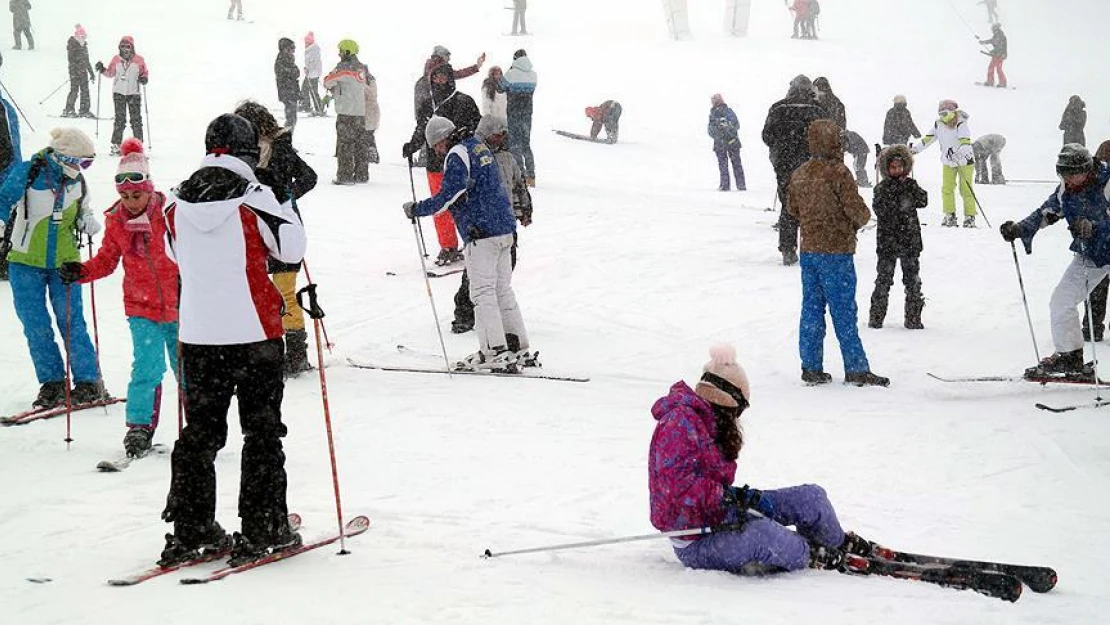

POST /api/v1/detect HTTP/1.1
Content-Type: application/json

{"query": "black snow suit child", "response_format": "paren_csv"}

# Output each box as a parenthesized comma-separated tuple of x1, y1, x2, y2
(274, 38, 301, 130)
(63, 26, 95, 118)
(869, 145, 929, 329)
(1060, 96, 1087, 147)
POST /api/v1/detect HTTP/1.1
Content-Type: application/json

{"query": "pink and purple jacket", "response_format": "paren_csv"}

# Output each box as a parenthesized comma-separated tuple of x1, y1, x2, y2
(102, 37, 149, 96)
(649, 382, 736, 535)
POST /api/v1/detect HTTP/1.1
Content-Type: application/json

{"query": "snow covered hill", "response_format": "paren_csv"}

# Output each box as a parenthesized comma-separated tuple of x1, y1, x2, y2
(2, 0, 1109, 622)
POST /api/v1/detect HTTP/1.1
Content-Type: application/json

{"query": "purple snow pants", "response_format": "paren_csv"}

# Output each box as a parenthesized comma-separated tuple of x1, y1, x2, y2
(673, 484, 845, 573)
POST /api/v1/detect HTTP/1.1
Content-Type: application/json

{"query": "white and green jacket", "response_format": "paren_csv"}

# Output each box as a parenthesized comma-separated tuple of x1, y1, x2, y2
(913, 110, 973, 168)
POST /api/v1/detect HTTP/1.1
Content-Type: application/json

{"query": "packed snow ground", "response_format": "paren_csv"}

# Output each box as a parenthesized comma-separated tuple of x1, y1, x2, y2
(2, 0, 1109, 622)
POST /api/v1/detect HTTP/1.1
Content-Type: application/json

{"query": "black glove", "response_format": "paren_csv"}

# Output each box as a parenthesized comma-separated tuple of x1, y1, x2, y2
(402, 142, 418, 159)
(724, 485, 776, 519)
(95, 61, 105, 73)
(1070, 217, 1094, 240)
(138, 75, 148, 85)
(999, 221, 1023, 242)
(58, 262, 87, 285)
(402, 201, 417, 219)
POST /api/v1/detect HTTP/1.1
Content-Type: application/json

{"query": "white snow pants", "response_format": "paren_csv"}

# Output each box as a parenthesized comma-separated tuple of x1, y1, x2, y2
(1050, 254, 1110, 352)
(465, 233, 528, 354)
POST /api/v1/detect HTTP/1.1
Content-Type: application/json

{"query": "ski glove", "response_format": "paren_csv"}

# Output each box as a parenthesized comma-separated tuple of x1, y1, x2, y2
(402, 142, 419, 159)
(1070, 217, 1094, 240)
(139, 76, 148, 85)
(402, 201, 417, 219)
(999, 220, 1023, 242)
(95, 61, 105, 73)
(725, 485, 776, 519)
(58, 262, 87, 285)
(77, 217, 102, 236)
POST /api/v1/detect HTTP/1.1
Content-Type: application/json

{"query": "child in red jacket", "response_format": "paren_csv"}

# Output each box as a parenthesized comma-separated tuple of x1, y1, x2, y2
(60, 138, 179, 458)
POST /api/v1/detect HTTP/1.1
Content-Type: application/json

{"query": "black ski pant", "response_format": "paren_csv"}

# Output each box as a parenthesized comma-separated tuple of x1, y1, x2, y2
(111, 93, 143, 146)
(13, 25, 32, 49)
(165, 338, 289, 546)
(65, 76, 91, 114)
(1082, 276, 1109, 339)
(775, 168, 800, 253)
(335, 114, 367, 183)
(301, 77, 322, 113)
(869, 253, 923, 323)
(281, 98, 298, 130)
(454, 236, 517, 328)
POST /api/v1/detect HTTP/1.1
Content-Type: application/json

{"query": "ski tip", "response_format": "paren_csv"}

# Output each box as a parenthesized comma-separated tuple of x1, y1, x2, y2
(344, 515, 371, 535)
(96, 462, 123, 472)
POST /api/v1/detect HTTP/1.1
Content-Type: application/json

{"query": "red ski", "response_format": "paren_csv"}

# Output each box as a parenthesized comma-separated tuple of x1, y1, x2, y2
(107, 514, 302, 587)
(1, 397, 126, 426)
(180, 515, 371, 585)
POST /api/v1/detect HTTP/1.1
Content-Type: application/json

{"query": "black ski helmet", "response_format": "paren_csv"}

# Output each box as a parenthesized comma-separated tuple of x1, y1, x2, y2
(1057, 143, 1093, 177)
(205, 113, 260, 167)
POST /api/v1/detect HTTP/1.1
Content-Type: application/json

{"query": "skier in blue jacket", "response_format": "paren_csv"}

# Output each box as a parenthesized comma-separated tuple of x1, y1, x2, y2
(707, 93, 745, 191)
(403, 116, 531, 372)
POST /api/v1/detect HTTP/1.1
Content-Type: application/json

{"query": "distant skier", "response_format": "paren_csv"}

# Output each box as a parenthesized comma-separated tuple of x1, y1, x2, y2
(511, 0, 528, 36)
(842, 130, 871, 188)
(972, 134, 1006, 185)
(481, 66, 507, 120)
(59, 139, 178, 458)
(707, 93, 745, 191)
(789, 0, 813, 39)
(882, 95, 921, 146)
(301, 32, 323, 116)
(788, 119, 888, 387)
(585, 100, 621, 144)
(978, 23, 1007, 88)
(813, 77, 846, 130)
(504, 49, 537, 186)
(10, 0, 32, 50)
(227, 0, 244, 20)
(0, 86, 20, 282)
(274, 38, 300, 129)
(913, 100, 976, 228)
(868, 145, 928, 330)
(999, 144, 1110, 379)
(322, 39, 369, 185)
(63, 25, 96, 119)
(96, 36, 149, 156)
(1059, 95, 1086, 147)
(978, 0, 999, 23)
(649, 344, 877, 575)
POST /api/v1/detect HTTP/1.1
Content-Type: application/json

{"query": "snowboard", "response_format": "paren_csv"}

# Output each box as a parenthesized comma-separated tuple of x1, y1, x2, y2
(553, 130, 614, 144)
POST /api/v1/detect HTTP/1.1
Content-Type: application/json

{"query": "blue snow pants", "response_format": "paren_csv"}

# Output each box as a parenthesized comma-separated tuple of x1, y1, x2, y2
(799, 253, 870, 374)
(8, 262, 100, 384)
(673, 484, 846, 573)
(126, 317, 179, 427)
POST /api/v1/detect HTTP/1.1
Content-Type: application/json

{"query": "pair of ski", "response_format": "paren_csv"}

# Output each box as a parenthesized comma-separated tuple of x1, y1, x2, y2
(108, 514, 371, 586)
(347, 357, 589, 383)
(928, 372, 1110, 412)
(841, 544, 1055, 602)
(1, 397, 126, 426)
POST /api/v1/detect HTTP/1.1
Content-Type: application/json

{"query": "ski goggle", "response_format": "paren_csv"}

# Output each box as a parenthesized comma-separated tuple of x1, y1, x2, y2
(115, 171, 149, 184)
(938, 110, 957, 123)
(56, 154, 94, 170)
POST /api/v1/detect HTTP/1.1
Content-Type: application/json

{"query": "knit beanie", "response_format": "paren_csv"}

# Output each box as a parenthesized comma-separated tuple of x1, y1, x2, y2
(710, 93, 724, 106)
(893, 94, 907, 105)
(475, 115, 508, 141)
(695, 344, 751, 408)
(49, 127, 95, 158)
(1057, 144, 1094, 176)
(305, 31, 315, 46)
(116, 138, 153, 192)
(425, 115, 456, 146)
(74, 24, 87, 44)
(513, 49, 527, 59)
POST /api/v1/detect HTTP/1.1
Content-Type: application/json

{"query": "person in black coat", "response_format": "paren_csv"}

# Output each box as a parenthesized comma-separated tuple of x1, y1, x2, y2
(63, 25, 96, 118)
(868, 145, 929, 330)
(274, 38, 301, 129)
(1060, 96, 1087, 147)
(761, 74, 829, 265)
(813, 77, 846, 130)
(843, 130, 871, 188)
(234, 101, 318, 374)
(882, 95, 921, 146)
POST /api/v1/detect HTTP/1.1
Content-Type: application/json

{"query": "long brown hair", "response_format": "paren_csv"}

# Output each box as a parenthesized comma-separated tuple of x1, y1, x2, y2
(713, 405, 744, 461)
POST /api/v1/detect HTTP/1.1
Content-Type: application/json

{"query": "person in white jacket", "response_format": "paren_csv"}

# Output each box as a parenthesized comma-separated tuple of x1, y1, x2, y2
(300, 32, 323, 116)
(481, 66, 508, 119)
(912, 99, 977, 228)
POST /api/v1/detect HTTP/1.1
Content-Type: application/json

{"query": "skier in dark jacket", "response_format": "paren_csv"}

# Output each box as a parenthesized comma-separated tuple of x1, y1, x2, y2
(63, 25, 96, 118)
(882, 95, 921, 146)
(868, 145, 929, 329)
(274, 38, 301, 129)
(233, 101, 318, 376)
(10, 0, 32, 50)
(978, 23, 1007, 88)
(708, 94, 745, 191)
(843, 130, 871, 188)
(813, 77, 846, 130)
(762, 75, 829, 265)
(1060, 96, 1086, 147)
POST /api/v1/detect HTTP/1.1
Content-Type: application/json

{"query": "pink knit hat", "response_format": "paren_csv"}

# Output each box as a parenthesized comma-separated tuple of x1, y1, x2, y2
(305, 31, 315, 46)
(74, 24, 87, 44)
(116, 138, 153, 193)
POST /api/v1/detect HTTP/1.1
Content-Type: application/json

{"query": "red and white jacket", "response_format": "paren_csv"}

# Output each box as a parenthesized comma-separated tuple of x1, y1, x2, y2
(166, 155, 306, 346)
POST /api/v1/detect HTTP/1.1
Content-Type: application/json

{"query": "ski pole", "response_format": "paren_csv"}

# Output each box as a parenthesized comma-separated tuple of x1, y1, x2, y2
(1085, 272, 1102, 401)
(0, 78, 34, 133)
(142, 85, 151, 149)
(407, 156, 452, 372)
(300, 260, 333, 353)
(406, 158, 429, 258)
(95, 74, 101, 139)
(86, 235, 101, 369)
(1010, 241, 1041, 363)
(482, 526, 718, 559)
(945, 0, 979, 38)
(38, 78, 69, 105)
(64, 283, 74, 447)
(295, 283, 350, 555)
(963, 179, 992, 228)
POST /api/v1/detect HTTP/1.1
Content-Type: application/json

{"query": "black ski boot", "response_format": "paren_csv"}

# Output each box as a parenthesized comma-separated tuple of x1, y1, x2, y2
(904, 299, 925, 330)
(782, 249, 798, 266)
(228, 521, 302, 567)
(33, 381, 67, 409)
(840, 531, 875, 557)
(868, 304, 886, 329)
(451, 319, 473, 334)
(71, 380, 109, 404)
(801, 369, 832, 385)
(157, 521, 231, 567)
(1024, 349, 1085, 379)
(123, 425, 154, 458)
(808, 545, 847, 571)
(845, 371, 890, 387)
(283, 329, 313, 377)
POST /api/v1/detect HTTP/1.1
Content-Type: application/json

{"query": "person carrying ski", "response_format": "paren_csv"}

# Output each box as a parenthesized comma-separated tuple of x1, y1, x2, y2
(0, 128, 108, 408)
(649, 344, 876, 575)
(159, 113, 306, 568)
(402, 62, 482, 266)
(274, 38, 300, 129)
(0, 86, 21, 282)
(1000, 144, 1110, 379)
(913, 99, 976, 227)
(413, 45, 485, 122)
(978, 23, 1007, 88)
(300, 32, 323, 115)
(10, 0, 32, 50)
(233, 101, 317, 376)
(503, 49, 537, 186)
(973, 133, 1006, 185)
(585, 100, 621, 144)
(762, 74, 829, 266)
(63, 25, 96, 119)
(452, 114, 533, 335)
(1059, 96, 1086, 147)
(813, 77, 846, 130)
(96, 36, 149, 156)
(322, 39, 369, 186)
(868, 145, 928, 330)
(788, 119, 888, 387)
(842, 130, 871, 188)
(882, 95, 921, 146)
(58, 138, 178, 458)
(707, 93, 745, 192)
(403, 116, 532, 371)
